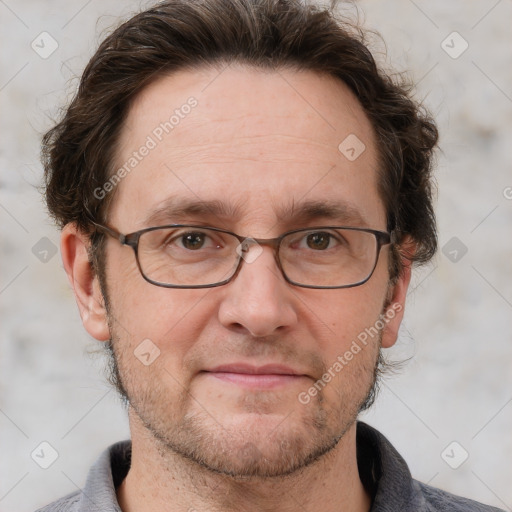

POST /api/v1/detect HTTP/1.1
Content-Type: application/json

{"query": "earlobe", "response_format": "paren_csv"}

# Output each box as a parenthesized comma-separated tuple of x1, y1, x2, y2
(380, 250, 413, 349)
(61, 223, 110, 341)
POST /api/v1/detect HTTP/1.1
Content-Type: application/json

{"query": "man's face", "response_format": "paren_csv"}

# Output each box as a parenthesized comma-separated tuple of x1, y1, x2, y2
(94, 65, 402, 477)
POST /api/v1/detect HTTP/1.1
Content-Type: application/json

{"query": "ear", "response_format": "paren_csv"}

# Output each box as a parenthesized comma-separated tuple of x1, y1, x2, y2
(380, 238, 414, 349)
(61, 223, 110, 341)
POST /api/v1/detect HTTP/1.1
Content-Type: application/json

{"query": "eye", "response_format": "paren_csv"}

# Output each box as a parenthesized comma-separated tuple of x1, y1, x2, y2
(175, 231, 214, 250)
(302, 231, 338, 251)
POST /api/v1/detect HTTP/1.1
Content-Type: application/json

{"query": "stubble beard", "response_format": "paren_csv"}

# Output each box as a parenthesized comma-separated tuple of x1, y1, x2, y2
(103, 325, 383, 479)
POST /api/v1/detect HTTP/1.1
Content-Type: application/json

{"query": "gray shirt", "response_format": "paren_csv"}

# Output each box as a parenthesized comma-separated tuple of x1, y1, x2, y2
(35, 422, 505, 512)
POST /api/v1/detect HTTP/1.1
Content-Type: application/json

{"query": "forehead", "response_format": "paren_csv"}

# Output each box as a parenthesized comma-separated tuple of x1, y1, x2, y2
(110, 64, 385, 233)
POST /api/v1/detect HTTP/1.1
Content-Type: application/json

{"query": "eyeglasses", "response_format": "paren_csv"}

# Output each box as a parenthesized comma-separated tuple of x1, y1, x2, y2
(92, 222, 395, 289)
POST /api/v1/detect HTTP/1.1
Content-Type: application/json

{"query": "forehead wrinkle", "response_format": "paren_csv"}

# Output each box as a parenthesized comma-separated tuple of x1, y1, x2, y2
(161, 136, 342, 167)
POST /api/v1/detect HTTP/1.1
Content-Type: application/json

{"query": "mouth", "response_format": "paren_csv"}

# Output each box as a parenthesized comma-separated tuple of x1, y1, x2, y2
(201, 363, 308, 389)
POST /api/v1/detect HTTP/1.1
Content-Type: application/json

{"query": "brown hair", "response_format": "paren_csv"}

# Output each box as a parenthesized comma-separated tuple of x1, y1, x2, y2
(42, 0, 438, 278)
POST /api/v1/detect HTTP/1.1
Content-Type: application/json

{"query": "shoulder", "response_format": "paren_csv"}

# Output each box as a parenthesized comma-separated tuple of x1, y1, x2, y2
(33, 439, 131, 512)
(34, 490, 81, 512)
(355, 422, 504, 512)
(414, 479, 506, 512)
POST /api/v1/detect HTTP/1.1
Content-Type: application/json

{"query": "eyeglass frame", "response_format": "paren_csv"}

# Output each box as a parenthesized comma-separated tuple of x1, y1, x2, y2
(91, 221, 396, 290)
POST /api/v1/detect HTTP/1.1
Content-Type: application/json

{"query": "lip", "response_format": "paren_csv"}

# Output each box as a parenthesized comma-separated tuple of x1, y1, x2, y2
(205, 363, 305, 375)
(202, 363, 308, 389)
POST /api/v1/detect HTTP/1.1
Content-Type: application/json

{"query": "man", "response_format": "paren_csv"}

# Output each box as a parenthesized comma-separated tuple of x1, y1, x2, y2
(37, 0, 503, 511)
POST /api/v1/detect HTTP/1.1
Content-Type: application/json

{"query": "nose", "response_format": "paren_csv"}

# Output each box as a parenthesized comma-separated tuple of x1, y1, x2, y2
(217, 244, 298, 337)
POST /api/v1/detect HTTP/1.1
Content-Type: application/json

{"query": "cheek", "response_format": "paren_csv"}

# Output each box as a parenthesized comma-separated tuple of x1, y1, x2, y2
(306, 283, 387, 348)
(107, 258, 215, 365)
(304, 289, 384, 406)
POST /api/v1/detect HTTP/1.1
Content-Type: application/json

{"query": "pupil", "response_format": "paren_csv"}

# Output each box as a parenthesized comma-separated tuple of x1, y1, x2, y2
(183, 233, 204, 250)
(307, 233, 329, 250)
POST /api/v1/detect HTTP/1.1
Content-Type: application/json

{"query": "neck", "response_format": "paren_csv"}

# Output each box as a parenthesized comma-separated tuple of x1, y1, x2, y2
(117, 411, 371, 512)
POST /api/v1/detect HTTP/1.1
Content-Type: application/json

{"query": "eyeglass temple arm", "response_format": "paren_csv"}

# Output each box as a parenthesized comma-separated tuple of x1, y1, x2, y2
(91, 221, 127, 245)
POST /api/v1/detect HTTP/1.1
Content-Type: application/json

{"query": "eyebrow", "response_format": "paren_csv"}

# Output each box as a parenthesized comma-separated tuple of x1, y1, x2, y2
(140, 196, 369, 229)
(141, 197, 245, 227)
(277, 197, 368, 226)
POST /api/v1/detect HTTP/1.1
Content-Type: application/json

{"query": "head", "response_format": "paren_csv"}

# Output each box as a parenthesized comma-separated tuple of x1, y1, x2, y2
(43, 0, 438, 478)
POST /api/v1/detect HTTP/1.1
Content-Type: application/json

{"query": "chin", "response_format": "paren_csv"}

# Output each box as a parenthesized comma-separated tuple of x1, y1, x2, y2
(147, 395, 354, 478)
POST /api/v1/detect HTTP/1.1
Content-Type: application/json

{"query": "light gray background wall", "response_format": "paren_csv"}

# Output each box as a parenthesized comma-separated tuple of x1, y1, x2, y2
(1, 1, 511, 511)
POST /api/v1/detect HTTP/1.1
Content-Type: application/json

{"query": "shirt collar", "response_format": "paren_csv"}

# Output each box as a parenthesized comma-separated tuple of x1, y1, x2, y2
(75, 421, 424, 512)
(356, 421, 428, 511)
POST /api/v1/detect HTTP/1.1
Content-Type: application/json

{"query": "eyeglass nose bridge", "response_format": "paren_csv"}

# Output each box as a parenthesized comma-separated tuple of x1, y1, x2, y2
(231, 234, 286, 281)
(235, 234, 282, 260)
